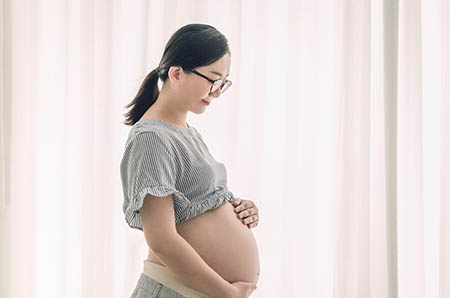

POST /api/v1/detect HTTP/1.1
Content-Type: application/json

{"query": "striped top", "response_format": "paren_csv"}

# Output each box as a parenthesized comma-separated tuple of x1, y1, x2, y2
(120, 118, 236, 231)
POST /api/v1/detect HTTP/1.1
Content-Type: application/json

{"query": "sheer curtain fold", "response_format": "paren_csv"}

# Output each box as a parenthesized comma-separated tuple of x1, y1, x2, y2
(1, 0, 448, 297)
(439, 1, 450, 297)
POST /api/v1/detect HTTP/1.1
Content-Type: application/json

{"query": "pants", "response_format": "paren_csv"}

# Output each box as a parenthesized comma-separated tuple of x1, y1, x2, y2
(130, 260, 212, 298)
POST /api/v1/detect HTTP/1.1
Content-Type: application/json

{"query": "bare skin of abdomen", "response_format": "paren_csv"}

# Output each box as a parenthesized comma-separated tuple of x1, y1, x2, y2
(146, 201, 260, 284)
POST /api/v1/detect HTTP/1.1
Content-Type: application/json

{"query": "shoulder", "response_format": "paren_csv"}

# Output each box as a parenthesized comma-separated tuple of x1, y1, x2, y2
(133, 120, 172, 137)
(130, 123, 178, 145)
(131, 130, 176, 155)
(190, 126, 205, 141)
(121, 126, 173, 158)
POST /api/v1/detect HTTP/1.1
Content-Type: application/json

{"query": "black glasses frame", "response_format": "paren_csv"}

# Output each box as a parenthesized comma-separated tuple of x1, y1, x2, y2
(190, 69, 232, 94)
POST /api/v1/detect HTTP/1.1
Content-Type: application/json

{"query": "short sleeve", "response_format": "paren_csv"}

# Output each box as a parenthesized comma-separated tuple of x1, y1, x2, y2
(120, 131, 191, 231)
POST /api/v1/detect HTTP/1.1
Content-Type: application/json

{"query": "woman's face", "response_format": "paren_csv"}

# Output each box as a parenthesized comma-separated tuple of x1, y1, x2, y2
(182, 53, 231, 114)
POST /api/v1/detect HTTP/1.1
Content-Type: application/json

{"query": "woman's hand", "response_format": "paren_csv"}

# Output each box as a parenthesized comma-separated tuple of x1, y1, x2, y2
(232, 198, 259, 229)
(226, 281, 257, 298)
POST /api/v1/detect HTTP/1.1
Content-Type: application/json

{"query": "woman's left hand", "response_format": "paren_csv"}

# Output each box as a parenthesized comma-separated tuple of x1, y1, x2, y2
(232, 198, 259, 229)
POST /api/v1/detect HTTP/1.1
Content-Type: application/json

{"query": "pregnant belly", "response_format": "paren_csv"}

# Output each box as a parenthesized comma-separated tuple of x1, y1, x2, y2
(146, 201, 260, 284)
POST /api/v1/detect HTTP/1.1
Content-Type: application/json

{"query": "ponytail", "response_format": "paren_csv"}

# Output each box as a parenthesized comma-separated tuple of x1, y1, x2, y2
(123, 23, 230, 126)
(123, 67, 161, 126)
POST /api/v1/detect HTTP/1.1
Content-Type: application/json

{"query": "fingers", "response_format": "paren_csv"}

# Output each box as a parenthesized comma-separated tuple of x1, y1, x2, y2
(232, 197, 242, 206)
(232, 198, 259, 228)
(235, 208, 256, 219)
(234, 208, 259, 226)
(248, 220, 259, 228)
(233, 201, 248, 212)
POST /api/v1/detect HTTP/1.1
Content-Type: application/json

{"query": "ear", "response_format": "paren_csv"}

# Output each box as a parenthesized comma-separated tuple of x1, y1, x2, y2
(167, 66, 185, 87)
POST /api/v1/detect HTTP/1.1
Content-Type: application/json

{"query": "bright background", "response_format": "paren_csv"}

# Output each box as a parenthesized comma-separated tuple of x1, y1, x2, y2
(1, 0, 449, 297)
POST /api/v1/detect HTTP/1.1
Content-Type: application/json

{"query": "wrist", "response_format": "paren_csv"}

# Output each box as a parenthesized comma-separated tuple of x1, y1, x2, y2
(217, 282, 235, 298)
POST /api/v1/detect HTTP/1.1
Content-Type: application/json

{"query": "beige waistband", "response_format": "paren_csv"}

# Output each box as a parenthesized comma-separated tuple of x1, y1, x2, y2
(143, 260, 212, 298)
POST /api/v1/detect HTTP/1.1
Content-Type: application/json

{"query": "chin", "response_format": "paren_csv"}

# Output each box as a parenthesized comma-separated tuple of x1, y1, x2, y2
(191, 107, 206, 115)
(190, 102, 208, 113)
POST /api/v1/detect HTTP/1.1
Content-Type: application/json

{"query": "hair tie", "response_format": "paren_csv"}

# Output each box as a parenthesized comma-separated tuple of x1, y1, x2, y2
(154, 66, 161, 77)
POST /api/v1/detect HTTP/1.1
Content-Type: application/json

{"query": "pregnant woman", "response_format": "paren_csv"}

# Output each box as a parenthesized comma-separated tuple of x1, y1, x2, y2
(120, 24, 260, 298)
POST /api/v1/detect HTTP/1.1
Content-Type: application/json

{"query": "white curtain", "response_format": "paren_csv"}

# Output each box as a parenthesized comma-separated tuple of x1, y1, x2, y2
(1, 0, 449, 297)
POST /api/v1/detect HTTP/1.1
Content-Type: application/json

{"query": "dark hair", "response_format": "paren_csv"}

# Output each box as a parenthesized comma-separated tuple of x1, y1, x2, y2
(122, 23, 230, 126)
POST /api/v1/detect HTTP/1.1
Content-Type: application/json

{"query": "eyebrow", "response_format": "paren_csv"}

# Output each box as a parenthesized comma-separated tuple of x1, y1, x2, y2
(209, 70, 230, 78)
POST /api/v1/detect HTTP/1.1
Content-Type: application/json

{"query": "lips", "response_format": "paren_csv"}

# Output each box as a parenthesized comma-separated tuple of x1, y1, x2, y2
(202, 99, 210, 105)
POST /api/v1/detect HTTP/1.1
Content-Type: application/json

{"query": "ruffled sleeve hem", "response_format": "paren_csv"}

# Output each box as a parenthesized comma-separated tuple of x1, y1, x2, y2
(124, 185, 191, 231)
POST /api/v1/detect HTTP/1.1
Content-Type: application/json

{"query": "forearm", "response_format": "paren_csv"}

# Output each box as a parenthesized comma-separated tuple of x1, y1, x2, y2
(154, 234, 234, 298)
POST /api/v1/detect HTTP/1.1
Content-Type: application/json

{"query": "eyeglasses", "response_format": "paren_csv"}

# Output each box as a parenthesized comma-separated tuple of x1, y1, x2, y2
(190, 69, 232, 95)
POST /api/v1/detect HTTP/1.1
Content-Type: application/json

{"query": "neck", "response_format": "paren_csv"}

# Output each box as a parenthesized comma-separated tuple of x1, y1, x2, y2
(145, 90, 188, 128)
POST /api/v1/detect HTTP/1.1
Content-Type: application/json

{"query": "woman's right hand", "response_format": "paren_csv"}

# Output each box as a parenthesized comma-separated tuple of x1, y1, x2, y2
(226, 281, 257, 298)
